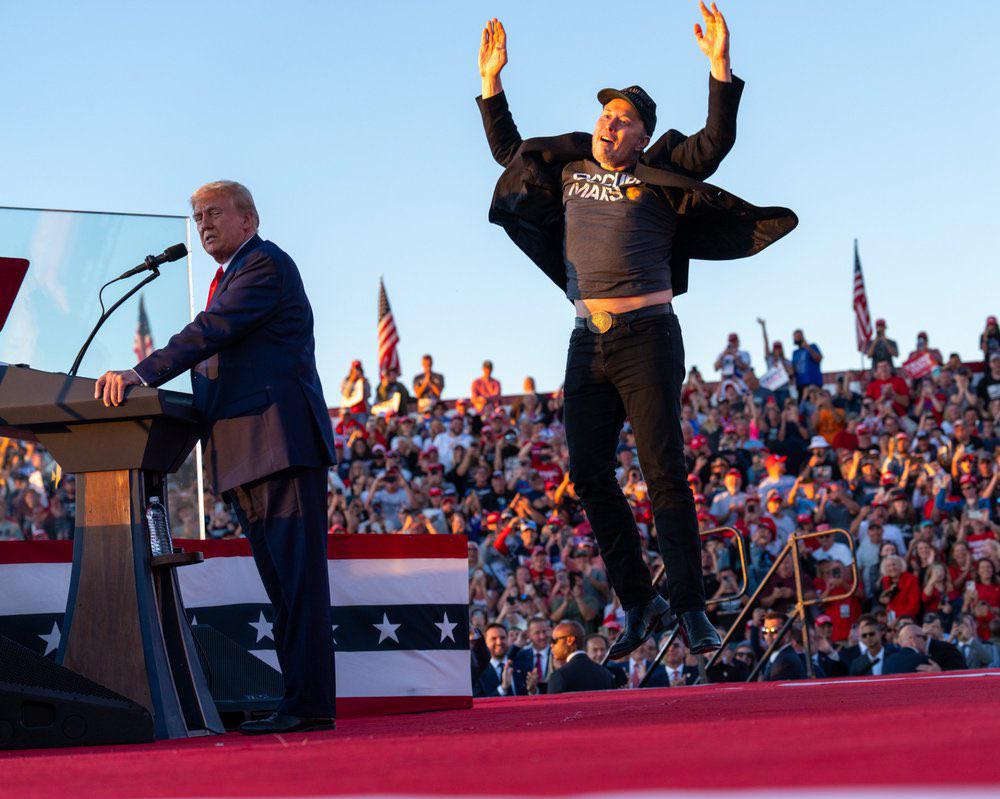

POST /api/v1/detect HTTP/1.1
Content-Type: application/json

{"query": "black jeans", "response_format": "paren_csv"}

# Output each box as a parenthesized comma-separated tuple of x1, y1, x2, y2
(564, 312, 706, 614)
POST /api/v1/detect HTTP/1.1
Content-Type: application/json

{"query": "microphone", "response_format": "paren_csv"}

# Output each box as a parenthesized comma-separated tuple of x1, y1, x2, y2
(115, 243, 188, 281)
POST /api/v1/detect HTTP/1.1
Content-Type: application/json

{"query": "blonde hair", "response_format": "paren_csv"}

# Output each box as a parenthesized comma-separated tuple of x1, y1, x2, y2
(190, 180, 259, 228)
(923, 562, 946, 592)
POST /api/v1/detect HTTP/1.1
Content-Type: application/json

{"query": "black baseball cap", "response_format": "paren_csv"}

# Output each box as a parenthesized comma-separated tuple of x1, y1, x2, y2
(597, 85, 656, 136)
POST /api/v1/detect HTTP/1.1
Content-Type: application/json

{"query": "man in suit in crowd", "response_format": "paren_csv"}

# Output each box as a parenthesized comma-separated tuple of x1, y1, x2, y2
(883, 624, 941, 674)
(513, 616, 553, 695)
(760, 612, 805, 681)
(95, 181, 336, 734)
(847, 615, 897, 676)
(661, 638, 700, 686)
(475, 623, 520, 697)
(586, 633, 627, 687)
(547, 621, 615, 694)
(922, 614, 967, 671)
(952, 614, 996, 669)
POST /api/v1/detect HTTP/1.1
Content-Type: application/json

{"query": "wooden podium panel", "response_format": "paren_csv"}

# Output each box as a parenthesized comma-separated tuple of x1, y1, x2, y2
(0, 365, 221, 741)
(62, 471, 151, 710)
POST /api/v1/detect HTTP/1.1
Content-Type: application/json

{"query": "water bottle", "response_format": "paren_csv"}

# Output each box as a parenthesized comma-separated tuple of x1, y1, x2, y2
(146, 496, 173, 558)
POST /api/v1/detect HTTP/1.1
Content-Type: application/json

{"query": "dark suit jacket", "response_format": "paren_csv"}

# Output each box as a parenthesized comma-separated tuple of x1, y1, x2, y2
(883, 647, 933, 674)
(513, 645, 553, 695)
(547, 652, 615, 694)
(847, 644, 898, 676)
(476, 76, 797, 299)
(135, 235, 335, 492)
(763, 645, 806, 681)
(928, 638, 967, 671)
(473, 658, 509, 698)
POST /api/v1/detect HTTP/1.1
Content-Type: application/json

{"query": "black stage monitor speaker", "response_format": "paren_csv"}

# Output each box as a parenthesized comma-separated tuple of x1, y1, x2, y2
(191, 624, 283, 713)
(0, 635, 154, 750)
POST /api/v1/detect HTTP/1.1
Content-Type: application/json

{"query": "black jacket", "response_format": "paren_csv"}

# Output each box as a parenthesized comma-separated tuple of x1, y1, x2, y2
(928, 638, 967, 671)
(476, 75, 797, 300)
(763, 645, 806, 681)
(883, 647, 934, 675)
(135, 235, 336, 492)
(547, 653, 616, 694)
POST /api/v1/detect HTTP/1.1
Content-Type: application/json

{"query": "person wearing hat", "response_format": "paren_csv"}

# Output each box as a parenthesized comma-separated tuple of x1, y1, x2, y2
(412, 354, 445, 414)
(865, 318, 899, 367)
(977, 351, 1000, 406)
(476, 5, 796, 659)
(906, 331, 943, 367)
(340, 359, 370, 421)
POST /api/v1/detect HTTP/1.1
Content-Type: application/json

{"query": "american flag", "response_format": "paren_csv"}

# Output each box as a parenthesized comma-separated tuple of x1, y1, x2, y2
(852, 240, 873, 353)
(377, 278, 400, 374)
(0, 536, 471, 719)
(133, 294, 154, 362)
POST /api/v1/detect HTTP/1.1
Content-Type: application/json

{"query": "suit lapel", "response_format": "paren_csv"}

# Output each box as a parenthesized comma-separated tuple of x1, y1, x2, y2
(213, 234, 263, 302)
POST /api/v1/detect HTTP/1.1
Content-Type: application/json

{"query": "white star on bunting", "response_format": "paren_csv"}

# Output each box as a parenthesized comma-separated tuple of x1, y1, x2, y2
(434, 612, 458, 643)
(249, 611, 274, 643)
(373, 612, 401, 644)
(39, 621, 61, 656)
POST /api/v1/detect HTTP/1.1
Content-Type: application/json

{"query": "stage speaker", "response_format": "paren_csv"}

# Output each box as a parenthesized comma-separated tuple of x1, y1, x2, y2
(191, 624, 283, 713)
(0, 635, 153, 750)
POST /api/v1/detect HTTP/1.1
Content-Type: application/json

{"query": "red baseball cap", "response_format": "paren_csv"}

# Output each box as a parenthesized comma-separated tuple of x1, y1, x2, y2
(815, 614, 833, 626)
(728, 332, 738, 342)
(875, 318, 886, 327)
(880, 473, 897, 485)
(765, 453, 787, 469)
(726, 467, 742, 477)
(429, 487, 442, 497)
(960, 474, 976, 486)
(724, 424, 737, 434)
(691, 434, 707, 449)
(694, 493, 707, 504)
(796, 512, 813, 524)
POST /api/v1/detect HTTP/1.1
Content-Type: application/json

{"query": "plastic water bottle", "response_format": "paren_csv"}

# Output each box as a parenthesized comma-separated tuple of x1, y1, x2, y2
(146, 496, 173, 558)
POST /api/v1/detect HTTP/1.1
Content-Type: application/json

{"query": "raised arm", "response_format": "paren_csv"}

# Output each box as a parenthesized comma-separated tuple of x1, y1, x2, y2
(656, 2, 740, 179)
(476, 19, 523, 167)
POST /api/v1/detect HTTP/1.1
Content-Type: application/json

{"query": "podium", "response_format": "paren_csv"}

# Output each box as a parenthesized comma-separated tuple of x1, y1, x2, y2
(0, 365, 222, 740)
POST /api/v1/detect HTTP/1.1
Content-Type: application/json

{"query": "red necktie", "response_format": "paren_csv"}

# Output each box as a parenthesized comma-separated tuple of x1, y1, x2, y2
(205, 266, 224, 310)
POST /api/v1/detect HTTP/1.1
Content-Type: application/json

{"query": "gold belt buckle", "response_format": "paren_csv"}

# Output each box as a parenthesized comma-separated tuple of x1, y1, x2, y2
(587, 311, 614, 334)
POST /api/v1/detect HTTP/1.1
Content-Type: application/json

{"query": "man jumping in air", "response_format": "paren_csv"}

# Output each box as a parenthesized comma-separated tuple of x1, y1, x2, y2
(476, 3, 796, 658)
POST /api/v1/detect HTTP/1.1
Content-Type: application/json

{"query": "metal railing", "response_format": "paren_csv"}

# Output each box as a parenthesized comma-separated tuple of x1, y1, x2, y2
(638, 526, 748, 687)
(700, 527, 858, 681)
(598, 526, 748, 682)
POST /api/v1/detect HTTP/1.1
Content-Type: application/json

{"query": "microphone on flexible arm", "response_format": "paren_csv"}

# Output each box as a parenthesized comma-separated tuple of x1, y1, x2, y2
(113, 243, 188, 281)
(67, 243, 190, 378)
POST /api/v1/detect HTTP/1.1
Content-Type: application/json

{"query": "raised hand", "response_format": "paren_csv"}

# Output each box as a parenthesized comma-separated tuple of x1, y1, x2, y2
(479, 18, 507, 98)
(693, 2, 731, 81)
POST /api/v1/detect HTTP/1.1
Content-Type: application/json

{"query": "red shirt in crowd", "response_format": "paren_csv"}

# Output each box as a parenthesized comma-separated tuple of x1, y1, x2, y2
(882, 571, 921, 621)
(813, 578, 862, 641)
(865, 376, 910, 417)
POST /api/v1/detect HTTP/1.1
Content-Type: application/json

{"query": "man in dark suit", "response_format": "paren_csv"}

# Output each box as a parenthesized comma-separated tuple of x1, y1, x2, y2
(513, 616, 553, 695)
(547, 621, 615, 694)
(883, 624, 942, 674)
(586, 634, 627, 687)
(660, 638, 700, 686)
(475, 623, 520, 697)
(95, 180, 336, 734)
(759, 613, 805, 681)
(847, 616, 898, 676)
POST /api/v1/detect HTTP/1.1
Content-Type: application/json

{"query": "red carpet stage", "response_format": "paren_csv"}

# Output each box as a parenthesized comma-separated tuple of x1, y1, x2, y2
(2, 670, 999, 797)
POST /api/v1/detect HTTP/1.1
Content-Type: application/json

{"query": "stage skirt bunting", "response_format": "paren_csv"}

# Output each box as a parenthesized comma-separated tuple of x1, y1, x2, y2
(0, 535, 472, 718)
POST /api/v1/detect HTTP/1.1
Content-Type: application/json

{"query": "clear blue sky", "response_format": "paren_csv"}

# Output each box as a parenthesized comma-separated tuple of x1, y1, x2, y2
(1, 1, 997, 399)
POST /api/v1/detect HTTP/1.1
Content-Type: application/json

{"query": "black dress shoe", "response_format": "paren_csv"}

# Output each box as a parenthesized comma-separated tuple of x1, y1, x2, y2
(678, 610, 722, 655)
(607, 595, 675, 661)
(239, 712, 335, 735)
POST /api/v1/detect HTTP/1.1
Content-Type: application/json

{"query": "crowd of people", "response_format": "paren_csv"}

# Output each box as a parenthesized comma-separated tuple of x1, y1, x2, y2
(3, 316, 999, 691)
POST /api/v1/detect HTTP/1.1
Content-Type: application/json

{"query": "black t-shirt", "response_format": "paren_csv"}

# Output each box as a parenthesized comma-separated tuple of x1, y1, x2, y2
(977, 372, 1000, 405)
(562, 160, 677, 300)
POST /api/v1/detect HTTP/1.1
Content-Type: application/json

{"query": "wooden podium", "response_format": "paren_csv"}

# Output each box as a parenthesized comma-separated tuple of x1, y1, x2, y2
(0, 365, 222, 739)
